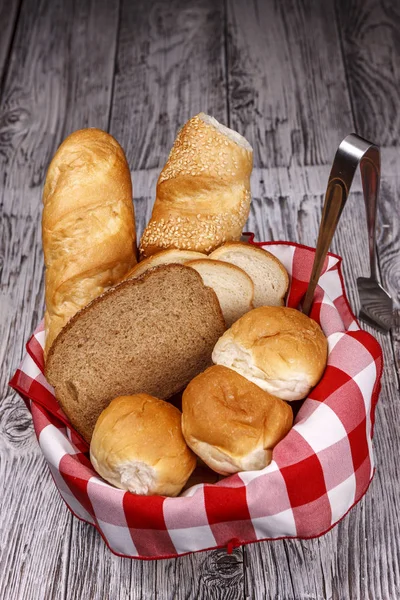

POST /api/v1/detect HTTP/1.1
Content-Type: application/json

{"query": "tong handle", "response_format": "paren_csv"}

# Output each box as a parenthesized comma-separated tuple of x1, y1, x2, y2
(302, 134, 381, 315)
(359, 149, 380, 280)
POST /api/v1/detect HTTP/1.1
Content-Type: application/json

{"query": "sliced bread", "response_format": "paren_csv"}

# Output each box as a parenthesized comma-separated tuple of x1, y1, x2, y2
(187, 259, 254, 327)
(209, 242, 289, 307)
(125, 249, 207, 280)
(45, 264, 225, 442)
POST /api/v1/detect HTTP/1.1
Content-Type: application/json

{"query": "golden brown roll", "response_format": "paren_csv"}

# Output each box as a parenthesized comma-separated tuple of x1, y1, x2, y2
(90, 394, 196, 497)
(212, 307, 328, 401)
(182, 366, 293, 475)
(42, 128, 137, 356)
(139, 113, 253, 258)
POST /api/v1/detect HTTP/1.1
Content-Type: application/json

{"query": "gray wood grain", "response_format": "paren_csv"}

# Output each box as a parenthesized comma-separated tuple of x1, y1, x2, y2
(226, 0, 353, 168)
(155, 547, 244, 600)
(110, 0, 227, 170)
(336, 0, 400, 146)
(0, 0, 21, 89)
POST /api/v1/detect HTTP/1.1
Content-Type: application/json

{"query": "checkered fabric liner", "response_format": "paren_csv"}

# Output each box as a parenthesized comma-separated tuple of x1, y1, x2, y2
(9, 238, 383, 559)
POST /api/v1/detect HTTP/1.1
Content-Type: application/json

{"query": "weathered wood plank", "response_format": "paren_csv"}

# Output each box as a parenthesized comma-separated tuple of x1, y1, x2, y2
(336, 0, 400, 146)
(0, 0, 21, 89)
(155, 548, 244, 600)
(110, 0, 227, 171)
(66, 520, 157, 600)
(227, 0, 354, 168)
(0, 451, 72, 600)
(372, 174, 400, 376)
(0, 1, 122, 599)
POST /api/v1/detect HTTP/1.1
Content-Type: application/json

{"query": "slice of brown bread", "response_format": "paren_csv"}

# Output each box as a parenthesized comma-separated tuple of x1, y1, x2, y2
(45, 264, 225, 442)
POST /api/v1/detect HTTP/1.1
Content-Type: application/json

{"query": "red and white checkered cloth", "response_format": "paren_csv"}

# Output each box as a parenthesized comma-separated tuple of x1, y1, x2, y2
(9, 239, 383, 560)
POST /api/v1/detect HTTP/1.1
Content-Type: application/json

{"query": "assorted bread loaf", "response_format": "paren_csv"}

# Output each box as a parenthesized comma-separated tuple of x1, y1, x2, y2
(42, 128, 137, 356)
(90, 394, 196, 497)
(182, 366, 293, 475)
(41, 118, 328, 497)
(209, 242, 289, 307)
(212, 306, 328, 401)
(139, 113, 253, 257)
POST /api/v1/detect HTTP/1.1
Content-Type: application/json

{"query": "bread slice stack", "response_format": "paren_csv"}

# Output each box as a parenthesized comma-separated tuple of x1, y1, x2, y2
(186, 259, 254, 327)
(124, 242, 289, 328)
(210, 242, 289, 307)
(46, 264, 225, 442)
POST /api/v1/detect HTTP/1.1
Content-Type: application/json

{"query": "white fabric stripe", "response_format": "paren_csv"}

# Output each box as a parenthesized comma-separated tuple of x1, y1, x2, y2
(23, 353, 42, 379)
(293, 403, 349, 452)
(327, 255, 340, 270)
(58, 488, 95, 524)
(265, 244, 296, 275)
(353, 361, 377, 477)
(95, 520, 139, 557)
(35, 330, 46, 350)
(327, 331, 346, 353)
(87, 478, 138, 557)
(251, 509, 297, 539)
(39, 424, 80, 467)
(238, 459, 280, 485)
(328, 474, 356, 525)
(319, 268, 343, 301)
(168, 525, 217, 553)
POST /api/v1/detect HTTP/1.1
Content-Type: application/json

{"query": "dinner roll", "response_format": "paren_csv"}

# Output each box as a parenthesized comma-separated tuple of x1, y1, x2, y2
(182, 366, 293, 475)
(212, 307, 327, 401)
(90, 394, 196, 497)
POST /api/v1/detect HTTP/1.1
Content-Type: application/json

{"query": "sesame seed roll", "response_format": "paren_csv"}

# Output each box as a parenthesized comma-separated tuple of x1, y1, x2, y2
(139, 113, 253, 258)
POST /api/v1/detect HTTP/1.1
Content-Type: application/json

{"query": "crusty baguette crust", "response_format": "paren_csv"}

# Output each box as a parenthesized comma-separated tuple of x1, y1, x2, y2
(139, 113, 253, 257)
(45, 264, 225, 442)
(42, 128, 137, 357)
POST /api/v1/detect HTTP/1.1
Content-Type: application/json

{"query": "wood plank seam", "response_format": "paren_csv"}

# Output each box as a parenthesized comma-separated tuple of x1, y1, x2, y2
(223, 0, 231, 127)
(0, 0, 23, 98)
(106, 0, 122, 131)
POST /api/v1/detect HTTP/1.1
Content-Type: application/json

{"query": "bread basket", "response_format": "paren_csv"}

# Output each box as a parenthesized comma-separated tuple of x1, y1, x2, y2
(9, 236, 383, 559)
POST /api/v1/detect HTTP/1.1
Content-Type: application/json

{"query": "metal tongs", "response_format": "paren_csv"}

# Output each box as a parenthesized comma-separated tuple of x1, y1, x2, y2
(302, 133, 393, 332)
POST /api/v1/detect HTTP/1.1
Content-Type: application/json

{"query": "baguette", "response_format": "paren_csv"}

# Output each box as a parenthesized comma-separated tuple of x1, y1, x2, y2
(42, 128, 137, 356)
(139, 113, 253, 258)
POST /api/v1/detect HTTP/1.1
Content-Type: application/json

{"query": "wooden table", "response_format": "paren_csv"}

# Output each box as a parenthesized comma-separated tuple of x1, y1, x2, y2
(1, 0, 399, 598)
